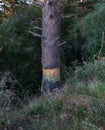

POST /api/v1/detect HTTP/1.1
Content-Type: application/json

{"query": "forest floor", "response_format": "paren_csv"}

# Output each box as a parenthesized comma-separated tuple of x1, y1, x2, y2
(0, 61, 105, 130)
(1, 81, 105, 130)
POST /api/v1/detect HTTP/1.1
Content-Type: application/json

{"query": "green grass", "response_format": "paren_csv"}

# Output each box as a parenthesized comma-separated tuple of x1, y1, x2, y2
(1, 61, 105, 129)
(1, 82, 105, 130)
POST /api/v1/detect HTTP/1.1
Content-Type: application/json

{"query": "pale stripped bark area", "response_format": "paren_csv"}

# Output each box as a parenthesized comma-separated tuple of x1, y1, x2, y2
(39, 0, 45, 2)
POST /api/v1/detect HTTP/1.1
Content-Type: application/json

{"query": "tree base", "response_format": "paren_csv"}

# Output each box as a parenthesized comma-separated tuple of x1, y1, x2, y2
(42, 79, 62, 93)
(41, 68, 61, 93)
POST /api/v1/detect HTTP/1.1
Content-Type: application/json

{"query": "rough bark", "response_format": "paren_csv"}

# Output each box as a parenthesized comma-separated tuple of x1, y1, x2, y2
(41, 0, 62, 93)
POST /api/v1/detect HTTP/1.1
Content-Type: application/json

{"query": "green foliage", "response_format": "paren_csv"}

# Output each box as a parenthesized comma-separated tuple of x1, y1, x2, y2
(1, 60, 105, 129)
(0, 5, 42, 95)
(28, 99, 53, 115)
(88, 100, 105, 128)
(65, 59, 105, 100)
(78, 3, 105, 59)
(0, 73, 23, 129)
(75, 105, 87, 118)
(61, 1, 105, 68)
(74, 60, 105, 83)
(61, 1, 84, 67)
(66, 60, 105, 88)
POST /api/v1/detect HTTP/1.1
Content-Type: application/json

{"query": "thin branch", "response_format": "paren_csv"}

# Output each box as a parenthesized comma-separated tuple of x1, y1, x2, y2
(28, 31, 41, 37)
(98, 31, 104, 59)
(57, 41, 66, 46)
(62, 14, 76, 19)
(0, 47, 3, 52)
(33, 0, 45, 6)
(33, 1, 42, 6)
(82, 121, 98, 129)
(38, 0, 45, 2)
(8, 72, 24, 89)
(34, 26, 42, 30)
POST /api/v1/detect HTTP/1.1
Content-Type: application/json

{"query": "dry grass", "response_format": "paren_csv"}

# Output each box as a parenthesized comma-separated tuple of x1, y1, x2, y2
(1, 61, 105, 130)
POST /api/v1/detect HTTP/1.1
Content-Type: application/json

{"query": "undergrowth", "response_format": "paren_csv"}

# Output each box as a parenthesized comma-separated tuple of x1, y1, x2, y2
(0, 60, 105, 130)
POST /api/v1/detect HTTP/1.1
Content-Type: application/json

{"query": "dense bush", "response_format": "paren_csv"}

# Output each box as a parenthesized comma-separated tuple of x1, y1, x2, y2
(78, 3, 105, 59)
(66, 59, 105, 87)
(61, 2, 105, 67)
(0, 5, 42, 95)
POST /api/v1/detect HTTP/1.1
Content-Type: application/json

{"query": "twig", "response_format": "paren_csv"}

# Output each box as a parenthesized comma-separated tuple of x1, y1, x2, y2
(0, 47, 3, 52)
(98, 31, 104, 59)
(8, 72, 24, 89)
(34, 26, 42, 30)
(82, 121, 98, 129)
(33, 1, 42, 6)
(33, 0, 45, 6)
(57, 41, 66, 46)
(28, 31, 41, 37)
(62, 14, 76, 19)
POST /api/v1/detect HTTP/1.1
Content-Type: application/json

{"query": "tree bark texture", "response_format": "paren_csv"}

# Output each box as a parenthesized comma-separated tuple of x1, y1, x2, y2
(41, 0, 62, 93)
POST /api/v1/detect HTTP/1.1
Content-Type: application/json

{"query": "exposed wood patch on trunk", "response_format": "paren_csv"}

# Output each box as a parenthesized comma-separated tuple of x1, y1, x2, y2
(42, 68, 61, 92)
(43, 68, 60, 81)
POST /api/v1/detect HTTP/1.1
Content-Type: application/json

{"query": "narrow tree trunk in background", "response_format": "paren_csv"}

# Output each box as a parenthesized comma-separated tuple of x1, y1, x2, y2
(41, 0, 62, 93)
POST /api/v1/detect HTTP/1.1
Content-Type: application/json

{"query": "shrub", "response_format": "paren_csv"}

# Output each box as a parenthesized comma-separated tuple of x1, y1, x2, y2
(0, 5, 42, 95)
(66, 59, 105, 86)
(78, 3, 105, 59)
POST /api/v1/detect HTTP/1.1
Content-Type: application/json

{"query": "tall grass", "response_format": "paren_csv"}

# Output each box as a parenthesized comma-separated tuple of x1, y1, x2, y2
(0, 60, 105, 129)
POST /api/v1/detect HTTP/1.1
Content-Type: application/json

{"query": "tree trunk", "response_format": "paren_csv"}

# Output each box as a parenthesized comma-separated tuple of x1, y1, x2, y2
(41, 0, 62, 93)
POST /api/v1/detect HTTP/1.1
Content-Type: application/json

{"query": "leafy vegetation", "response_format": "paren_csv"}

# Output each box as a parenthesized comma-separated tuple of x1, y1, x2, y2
(0, 5, 42, 95)
(1, 60, 105, 129)
(78, 3, 105, 59)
